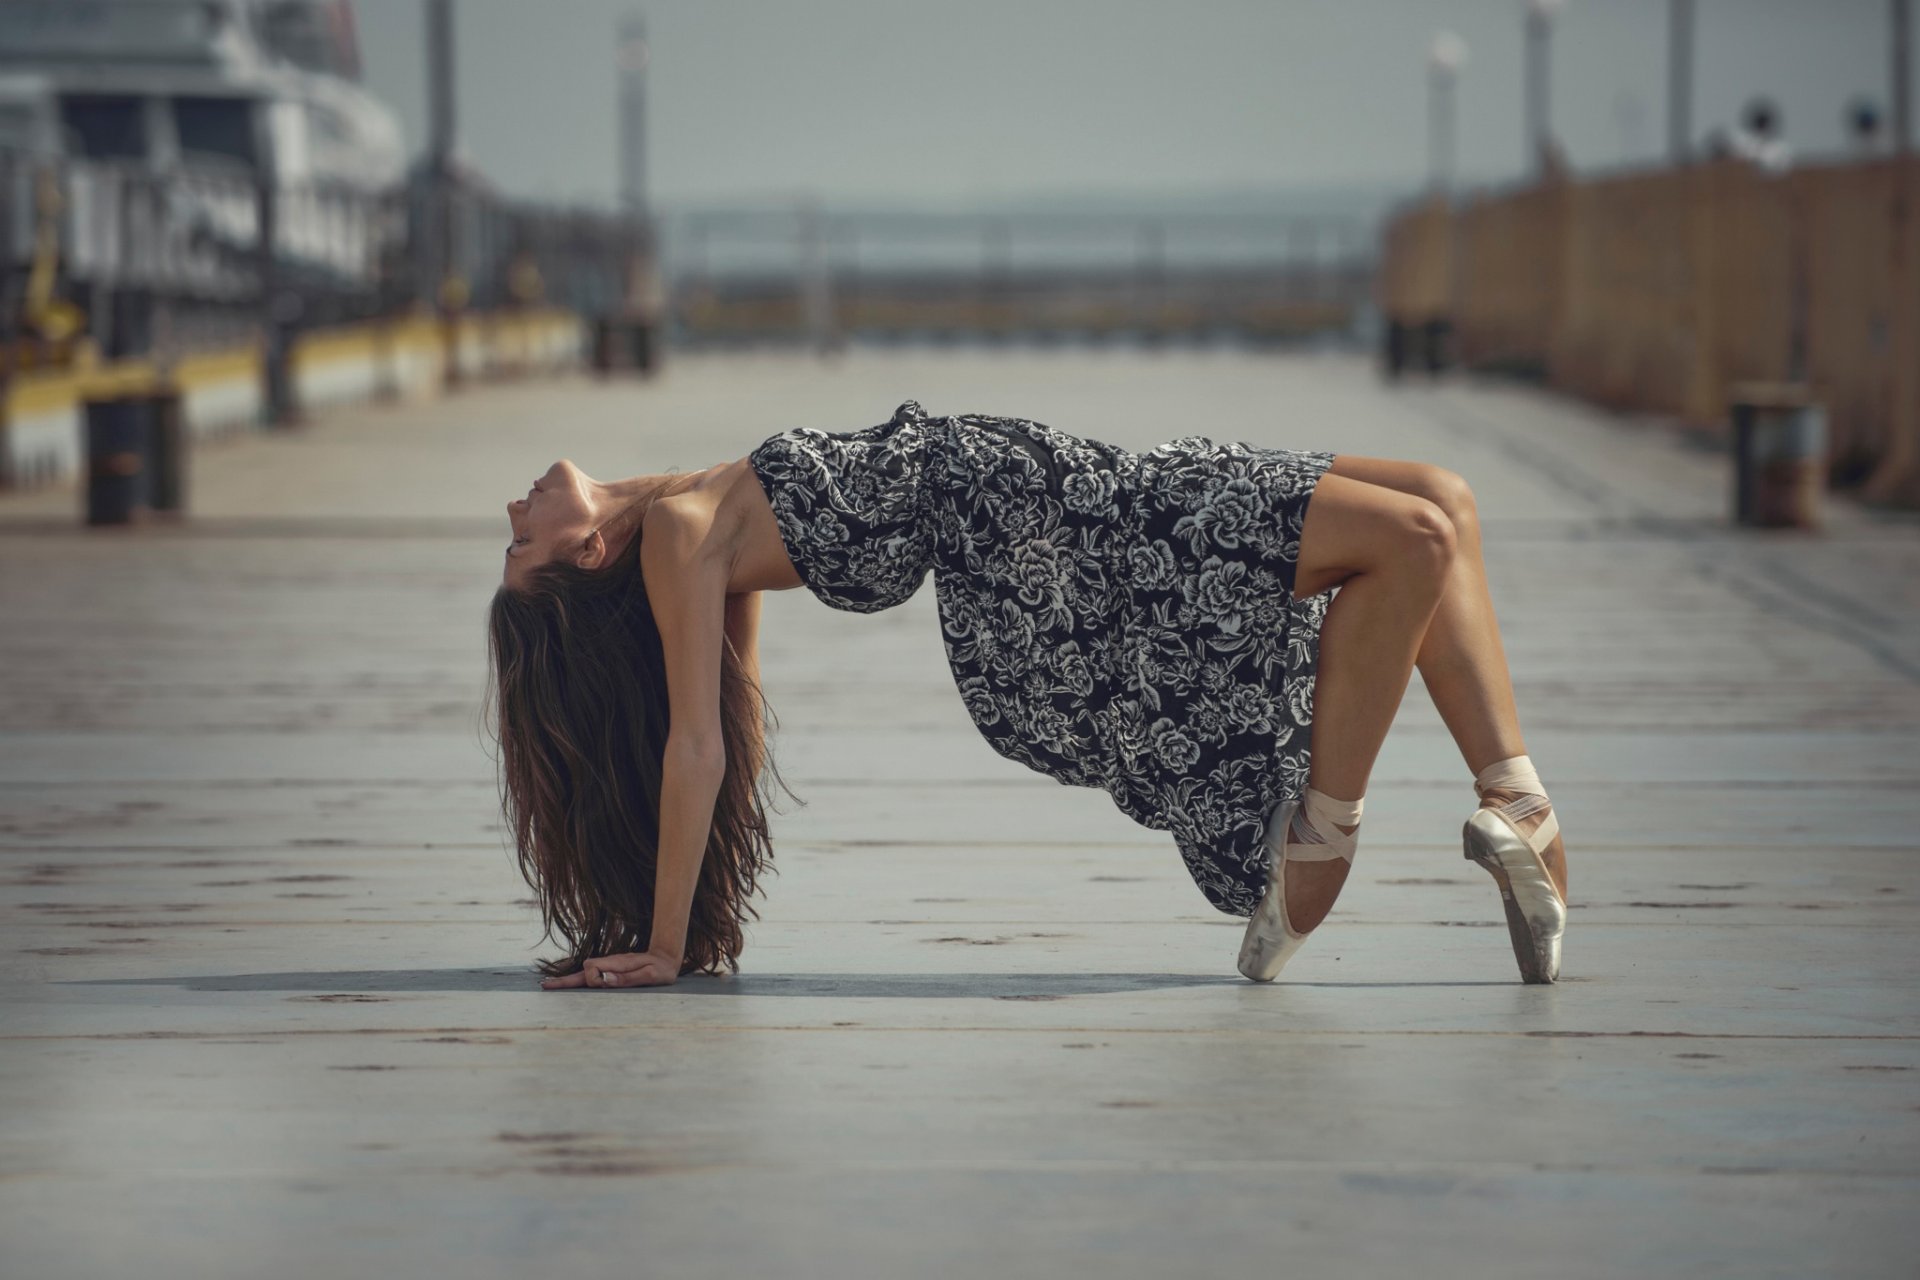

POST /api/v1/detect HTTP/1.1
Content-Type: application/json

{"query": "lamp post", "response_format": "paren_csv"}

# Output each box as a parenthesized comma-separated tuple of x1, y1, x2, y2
(618, 16, 649, 216)
(1429, 30, 1470, 195)
(1524, 0, 1566, 178)
(1668, 0, 1695, 163)
(1895, 0, 1912, 154)
(425, 0, 461, 389)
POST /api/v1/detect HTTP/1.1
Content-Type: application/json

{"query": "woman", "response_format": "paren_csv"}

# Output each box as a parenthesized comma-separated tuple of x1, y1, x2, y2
(489, 401, 1568, 991)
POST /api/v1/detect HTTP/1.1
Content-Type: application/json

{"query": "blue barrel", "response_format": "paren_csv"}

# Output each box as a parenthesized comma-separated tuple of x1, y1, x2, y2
(84, 396, 151, 526)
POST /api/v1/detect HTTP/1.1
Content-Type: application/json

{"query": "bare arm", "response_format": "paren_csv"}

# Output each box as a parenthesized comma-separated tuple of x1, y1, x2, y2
(543, 498, 729, 990)
(724, 590, 764, 774)
(724, 590, 762, 688)
(645, 502, 733, 970)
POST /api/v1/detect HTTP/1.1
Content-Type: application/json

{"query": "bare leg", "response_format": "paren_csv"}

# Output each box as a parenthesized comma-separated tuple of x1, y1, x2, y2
(1283, 469, 1458, 929)
(1322, 456, 1567, 900)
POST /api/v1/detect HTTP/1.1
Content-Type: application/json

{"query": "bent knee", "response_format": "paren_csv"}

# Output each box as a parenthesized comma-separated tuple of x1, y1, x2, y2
(1398, 497, 1458, 572)
(1413, 465, 1478, 534)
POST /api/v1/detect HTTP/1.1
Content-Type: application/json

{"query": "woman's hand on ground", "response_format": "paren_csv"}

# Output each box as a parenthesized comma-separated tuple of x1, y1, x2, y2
(541, 949, 683, 990)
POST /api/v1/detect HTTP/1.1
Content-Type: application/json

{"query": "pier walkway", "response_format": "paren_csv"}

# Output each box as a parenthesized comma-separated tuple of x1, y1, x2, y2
(3, 349, 1918, 1277)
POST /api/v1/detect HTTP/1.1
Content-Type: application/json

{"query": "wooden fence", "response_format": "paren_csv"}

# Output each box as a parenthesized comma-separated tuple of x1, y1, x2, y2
(1379, 156, 1920, 501)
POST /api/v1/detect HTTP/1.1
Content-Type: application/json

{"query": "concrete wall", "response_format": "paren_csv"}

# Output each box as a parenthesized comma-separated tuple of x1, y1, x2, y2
(1379, 156, 1920, 504)
(1, 309, 586, 491)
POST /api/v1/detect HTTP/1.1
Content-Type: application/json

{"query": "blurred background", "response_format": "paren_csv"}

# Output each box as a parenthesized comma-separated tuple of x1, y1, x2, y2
(0, 0, 1913, 504)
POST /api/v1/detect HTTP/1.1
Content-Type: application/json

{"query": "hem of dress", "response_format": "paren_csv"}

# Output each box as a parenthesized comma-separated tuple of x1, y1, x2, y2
(1279, 451, 1335, 808)
(1185, 449, 1339, 920)
(1275, 448, 1339, 600)
(747, 443, 837, 612)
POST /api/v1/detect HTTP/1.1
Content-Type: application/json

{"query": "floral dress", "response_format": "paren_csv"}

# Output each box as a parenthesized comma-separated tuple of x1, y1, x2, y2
(746, 400, 1336, 917)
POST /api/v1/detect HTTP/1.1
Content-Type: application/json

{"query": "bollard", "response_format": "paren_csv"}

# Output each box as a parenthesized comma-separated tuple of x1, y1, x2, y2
(84, 395, 151, 526)
(592, 315, 621, 375)
(147, 389, 187, 514)
(631, 319, 657, 376)
(593, 316, 660, 377)
(1382, 319, 1409, 380)
(1730, 383, 1826, 530)
(1420, 318, 1452, 374)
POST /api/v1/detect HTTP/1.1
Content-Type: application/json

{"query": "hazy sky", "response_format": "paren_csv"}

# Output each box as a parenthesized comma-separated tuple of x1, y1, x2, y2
(354, 0, 1908, 210)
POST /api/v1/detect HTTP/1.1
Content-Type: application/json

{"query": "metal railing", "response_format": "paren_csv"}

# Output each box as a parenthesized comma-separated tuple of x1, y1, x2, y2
(0, 148, 653, 369)
(659, 206, 1375, 347)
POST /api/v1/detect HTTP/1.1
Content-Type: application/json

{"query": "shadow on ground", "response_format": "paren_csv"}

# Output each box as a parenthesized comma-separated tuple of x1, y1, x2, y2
(63, 969, 1520, 996)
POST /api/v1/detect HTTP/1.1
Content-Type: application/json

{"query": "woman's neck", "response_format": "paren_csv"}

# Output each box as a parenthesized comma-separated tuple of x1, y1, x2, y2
(588, 471, 701, 558)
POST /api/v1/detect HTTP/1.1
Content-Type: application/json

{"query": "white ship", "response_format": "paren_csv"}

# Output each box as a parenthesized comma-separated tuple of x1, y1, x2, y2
(0, 0, 406, 294)
(0, 0, 401, 184)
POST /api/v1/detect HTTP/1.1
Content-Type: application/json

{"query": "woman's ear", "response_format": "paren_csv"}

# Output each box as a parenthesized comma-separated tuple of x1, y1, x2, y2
(576, 528, 607, 570)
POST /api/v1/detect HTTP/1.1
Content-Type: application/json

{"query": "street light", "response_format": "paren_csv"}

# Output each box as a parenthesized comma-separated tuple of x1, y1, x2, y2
(1895, 0, 1912, 155)
(1524, 0, 1567, 178)
(1429, 30, 1470, 195)
(618, 16, 649, 215)
(1668, 0, 1695, 163)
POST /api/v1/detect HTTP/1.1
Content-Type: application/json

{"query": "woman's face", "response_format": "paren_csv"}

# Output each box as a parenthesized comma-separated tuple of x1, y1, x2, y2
(504, 459, 594, 586)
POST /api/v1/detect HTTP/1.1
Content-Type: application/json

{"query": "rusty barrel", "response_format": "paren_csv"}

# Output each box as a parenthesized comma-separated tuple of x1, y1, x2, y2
(1731, 383, 1826, 530)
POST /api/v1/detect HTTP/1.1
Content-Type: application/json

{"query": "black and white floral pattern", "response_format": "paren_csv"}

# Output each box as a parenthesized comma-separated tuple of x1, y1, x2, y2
(747, 400, 1336, 916)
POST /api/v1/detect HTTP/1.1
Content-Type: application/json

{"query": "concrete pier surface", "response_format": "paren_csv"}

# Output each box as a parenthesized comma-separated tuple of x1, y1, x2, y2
(3, 349, 1918, 1278)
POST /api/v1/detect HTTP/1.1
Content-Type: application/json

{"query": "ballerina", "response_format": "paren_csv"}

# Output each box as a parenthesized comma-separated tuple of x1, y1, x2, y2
(488, 402, 1568, 991)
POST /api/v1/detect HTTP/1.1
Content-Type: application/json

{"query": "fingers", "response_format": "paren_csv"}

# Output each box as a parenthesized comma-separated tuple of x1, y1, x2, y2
(539, 954, 677, 990)
(597, 961, 673, 988)
(575, 968, 657, 989)
(587, 954, 651, 988)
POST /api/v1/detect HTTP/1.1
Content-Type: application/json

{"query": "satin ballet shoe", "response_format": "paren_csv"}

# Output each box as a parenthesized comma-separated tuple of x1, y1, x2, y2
(1463, 755, 1566, 985)
(1238, 788, 1364, 982)
(1238, 798, 1308, 982)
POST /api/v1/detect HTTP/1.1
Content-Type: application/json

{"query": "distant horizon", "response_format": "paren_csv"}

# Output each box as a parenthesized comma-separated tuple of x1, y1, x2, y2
(642, 177, 1415, 218)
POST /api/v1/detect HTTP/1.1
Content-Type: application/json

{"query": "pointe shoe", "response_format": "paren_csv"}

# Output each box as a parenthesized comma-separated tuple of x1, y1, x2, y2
(1238, 789, 1364, 982)
(1238, 798, 1307, 982)
(1463, 755, 1566, 985)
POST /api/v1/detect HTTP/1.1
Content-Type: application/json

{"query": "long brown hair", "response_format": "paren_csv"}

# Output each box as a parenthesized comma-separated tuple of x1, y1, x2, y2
(485, 506, 793, 977)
